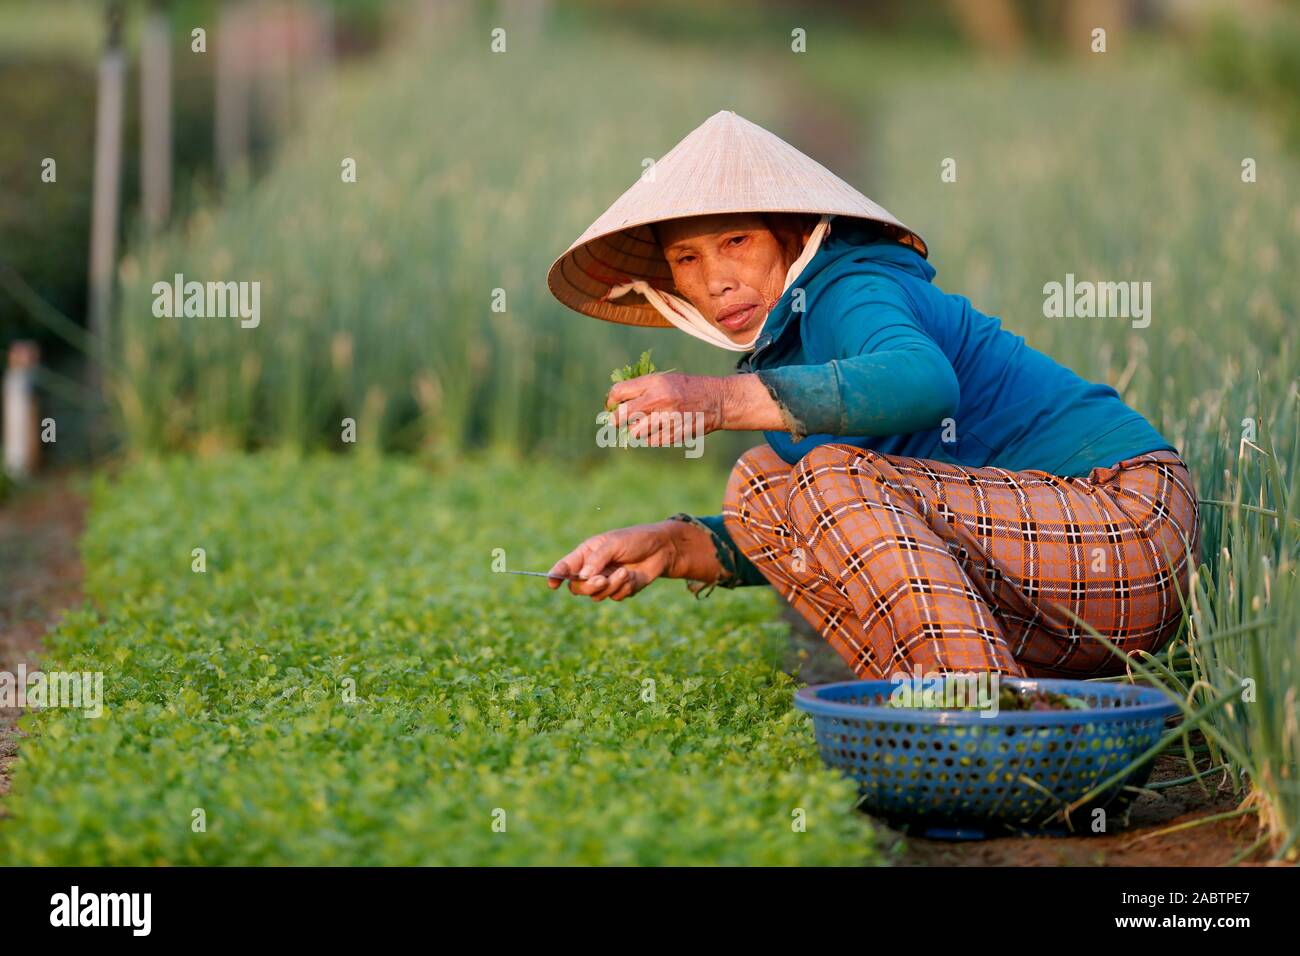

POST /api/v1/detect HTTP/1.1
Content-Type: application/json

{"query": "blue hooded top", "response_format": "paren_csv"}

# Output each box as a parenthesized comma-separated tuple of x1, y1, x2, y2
(683, 215, 1176, 589)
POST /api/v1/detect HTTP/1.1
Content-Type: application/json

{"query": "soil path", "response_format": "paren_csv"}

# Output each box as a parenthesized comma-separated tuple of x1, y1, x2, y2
(0, 474, 87, 802)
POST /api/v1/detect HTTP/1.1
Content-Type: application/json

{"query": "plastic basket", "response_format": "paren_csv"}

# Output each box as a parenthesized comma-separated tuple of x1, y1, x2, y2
(794, 677, 1179, 839)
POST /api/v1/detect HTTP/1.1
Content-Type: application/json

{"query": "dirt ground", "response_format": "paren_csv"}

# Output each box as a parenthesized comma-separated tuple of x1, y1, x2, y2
(0, 473, 86, 802)
(891, 754, 1259, 866)
(780, 603, 1269, 866)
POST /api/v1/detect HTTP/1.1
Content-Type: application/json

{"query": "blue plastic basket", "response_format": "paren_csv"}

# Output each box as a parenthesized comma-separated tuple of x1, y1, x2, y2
(794, 677, 1179, 839)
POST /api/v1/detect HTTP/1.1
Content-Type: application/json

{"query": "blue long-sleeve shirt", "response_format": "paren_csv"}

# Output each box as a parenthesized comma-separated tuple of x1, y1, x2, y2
(676, 216, 1176, 592)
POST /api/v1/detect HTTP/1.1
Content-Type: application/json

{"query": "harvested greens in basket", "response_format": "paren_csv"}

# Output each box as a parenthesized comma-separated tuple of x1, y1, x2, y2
(890, 681, 1089, 712)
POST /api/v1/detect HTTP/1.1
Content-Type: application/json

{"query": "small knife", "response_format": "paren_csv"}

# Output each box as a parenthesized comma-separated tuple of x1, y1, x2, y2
(498, 569, 583, 581)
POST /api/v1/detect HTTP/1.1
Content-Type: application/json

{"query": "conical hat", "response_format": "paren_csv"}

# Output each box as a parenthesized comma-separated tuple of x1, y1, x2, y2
(546, 109, 927, 330)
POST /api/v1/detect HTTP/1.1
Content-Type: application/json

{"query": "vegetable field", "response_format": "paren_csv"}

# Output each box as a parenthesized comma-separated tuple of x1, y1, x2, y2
(0, 452, 873, 865)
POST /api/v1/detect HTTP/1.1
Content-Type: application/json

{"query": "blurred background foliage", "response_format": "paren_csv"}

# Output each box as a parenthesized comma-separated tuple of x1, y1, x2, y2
(1, 0, 1297, 463)
(0, 0, 389, 341)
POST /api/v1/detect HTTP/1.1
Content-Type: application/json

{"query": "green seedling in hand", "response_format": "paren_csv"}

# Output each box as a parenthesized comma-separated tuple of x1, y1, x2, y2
(605, 350, 676, 414)
(611, 349, 659, 385)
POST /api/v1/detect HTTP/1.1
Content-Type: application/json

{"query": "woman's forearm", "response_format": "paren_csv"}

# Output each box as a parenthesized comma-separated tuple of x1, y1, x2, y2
(745, 348, 959, 443)
(721, 373, 789, 432)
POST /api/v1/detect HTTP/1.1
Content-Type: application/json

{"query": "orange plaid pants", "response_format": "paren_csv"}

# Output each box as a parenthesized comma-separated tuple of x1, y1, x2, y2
(722, 443, 1199, 679)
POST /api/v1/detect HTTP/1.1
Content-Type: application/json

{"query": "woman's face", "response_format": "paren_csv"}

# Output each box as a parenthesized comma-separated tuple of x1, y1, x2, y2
(654, 213, 813, 345)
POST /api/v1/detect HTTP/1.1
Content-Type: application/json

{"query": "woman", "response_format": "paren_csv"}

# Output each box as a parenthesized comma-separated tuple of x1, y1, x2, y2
(544, 110, 1198, 680)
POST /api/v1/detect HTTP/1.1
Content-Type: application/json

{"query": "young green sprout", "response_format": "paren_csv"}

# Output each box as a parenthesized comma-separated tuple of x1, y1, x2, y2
(604, 350, 677, 420)
(610, 349, 659, 386)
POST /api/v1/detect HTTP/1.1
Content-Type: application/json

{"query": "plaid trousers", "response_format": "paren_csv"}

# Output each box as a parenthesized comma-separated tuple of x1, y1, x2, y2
(722, 442, 1200, 679)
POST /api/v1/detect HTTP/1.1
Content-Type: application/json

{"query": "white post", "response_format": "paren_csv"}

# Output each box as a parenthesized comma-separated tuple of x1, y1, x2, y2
(3, 342, 41, 480)
(88, 1, 127, 388)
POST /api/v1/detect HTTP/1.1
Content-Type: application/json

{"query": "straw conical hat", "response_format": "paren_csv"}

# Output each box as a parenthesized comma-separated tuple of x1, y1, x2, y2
(546, 109, 927, 330)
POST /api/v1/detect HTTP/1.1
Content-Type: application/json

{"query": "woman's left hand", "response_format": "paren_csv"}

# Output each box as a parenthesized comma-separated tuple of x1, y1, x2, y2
(605, 373, 727, 445)
(605, 372, 786, 443)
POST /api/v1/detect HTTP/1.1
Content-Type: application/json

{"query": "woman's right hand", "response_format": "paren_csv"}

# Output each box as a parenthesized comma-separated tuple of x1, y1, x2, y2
(547, 522, 676, 602)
